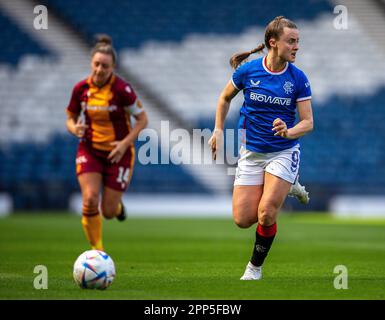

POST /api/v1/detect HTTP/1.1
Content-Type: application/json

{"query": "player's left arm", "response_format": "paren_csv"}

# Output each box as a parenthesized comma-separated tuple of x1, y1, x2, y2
(108, 100, 148, 163)
(273, 99, 313, 139)
(122, 100, 148, 145)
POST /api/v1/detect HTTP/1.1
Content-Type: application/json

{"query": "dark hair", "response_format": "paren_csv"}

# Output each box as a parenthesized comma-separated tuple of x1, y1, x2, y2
(229, 16, 297, 69)
(91, 34, 117, 64)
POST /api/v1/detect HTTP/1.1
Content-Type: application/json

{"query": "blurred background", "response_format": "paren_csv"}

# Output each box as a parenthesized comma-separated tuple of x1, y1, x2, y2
(0, 0, 385, 217)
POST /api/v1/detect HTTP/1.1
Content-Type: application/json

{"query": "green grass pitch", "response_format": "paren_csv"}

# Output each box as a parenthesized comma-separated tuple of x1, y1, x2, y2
(0, 212, 385, 299)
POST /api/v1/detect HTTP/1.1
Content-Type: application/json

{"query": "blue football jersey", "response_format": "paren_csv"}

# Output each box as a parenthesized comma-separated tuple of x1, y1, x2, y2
(232, 56, 311, 153)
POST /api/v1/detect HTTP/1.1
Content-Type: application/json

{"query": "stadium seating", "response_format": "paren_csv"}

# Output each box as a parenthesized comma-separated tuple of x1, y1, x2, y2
(1, 0, 385, 210)
(0, 134, 210, 209)
(41, 0, 331, 49)
(0, 11, 51, 65)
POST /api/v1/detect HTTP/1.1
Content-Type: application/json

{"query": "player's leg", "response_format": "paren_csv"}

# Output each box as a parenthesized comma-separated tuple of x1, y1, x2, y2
(254, 173, 291, 263)
(78, 172, 104, 251)
(76, 143, 105, 250)
(233, 146, 267, 279)
(233, 184, 264, 280)
(101, 186, 124, 220)
(241, 173, 291, 280)
(101, 145, 134, 221)
(241, 145, 299, 280)
(288, 176, 309, 204)
(232, 185, 263, 228)
(232, 146, 265, 228)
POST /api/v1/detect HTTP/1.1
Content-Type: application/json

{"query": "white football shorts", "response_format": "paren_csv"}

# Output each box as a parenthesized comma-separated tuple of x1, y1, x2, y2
(234, 144, 300, 186)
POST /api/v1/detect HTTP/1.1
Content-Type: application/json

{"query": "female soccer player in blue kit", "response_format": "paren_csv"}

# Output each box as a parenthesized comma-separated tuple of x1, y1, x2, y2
(209, 16, 313, 280)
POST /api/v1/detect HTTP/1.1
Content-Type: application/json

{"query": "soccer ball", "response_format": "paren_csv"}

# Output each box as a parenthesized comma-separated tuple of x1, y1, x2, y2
(73, 250, 116, 289)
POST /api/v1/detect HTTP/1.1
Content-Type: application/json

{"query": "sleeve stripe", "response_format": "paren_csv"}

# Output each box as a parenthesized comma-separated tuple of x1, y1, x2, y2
(296, 96, 312, 102)
(124, 99, 145, 116)
(132, 108, 144, 116)
(231, 78, 241, 91)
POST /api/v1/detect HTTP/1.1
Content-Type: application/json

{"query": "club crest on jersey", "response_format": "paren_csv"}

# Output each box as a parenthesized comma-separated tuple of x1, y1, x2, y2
(283, 81, 294, 94)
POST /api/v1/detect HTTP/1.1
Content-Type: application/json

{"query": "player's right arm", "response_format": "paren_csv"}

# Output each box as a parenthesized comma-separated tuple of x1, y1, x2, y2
(66, 82, 88, 138)
(66, 113, 88, 138)
(209, 80, 239, 159)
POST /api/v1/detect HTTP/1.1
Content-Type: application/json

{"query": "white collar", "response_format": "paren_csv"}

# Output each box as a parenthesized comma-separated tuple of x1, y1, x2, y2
(262, 56, 288, 75)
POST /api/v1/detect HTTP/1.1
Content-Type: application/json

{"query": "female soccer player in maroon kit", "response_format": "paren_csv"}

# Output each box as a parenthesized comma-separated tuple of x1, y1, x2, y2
(66, 35, 148, 251)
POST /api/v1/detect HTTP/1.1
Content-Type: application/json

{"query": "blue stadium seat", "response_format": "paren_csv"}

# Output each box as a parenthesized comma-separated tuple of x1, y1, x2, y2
(0, 11, 51, 65)
(42, 0, 331, 50)
(0, 134, 210, 209)
(2, 0, 385, 210)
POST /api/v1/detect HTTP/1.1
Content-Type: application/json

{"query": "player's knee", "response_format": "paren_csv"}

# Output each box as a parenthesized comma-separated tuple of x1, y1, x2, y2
(82, 191, 99, 212)
(234, 218, 254, 228)
(233, 210, 257, 228)
(258, 215, 275, 227)
(258, 205, 277, 226)
(100, 204, 116, 220)
(233, 203, 256, 228)
(103, 213, 114, 220)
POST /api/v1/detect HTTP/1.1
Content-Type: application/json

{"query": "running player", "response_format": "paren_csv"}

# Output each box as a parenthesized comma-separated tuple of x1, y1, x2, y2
(209, 16, 313, 280)
(66, 35, 148, 251)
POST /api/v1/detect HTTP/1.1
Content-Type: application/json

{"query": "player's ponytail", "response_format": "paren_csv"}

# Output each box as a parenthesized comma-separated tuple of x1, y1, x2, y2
(91, 34, 117, 64)
(229, 16, 297, 69)
(229, 44, 265, 69)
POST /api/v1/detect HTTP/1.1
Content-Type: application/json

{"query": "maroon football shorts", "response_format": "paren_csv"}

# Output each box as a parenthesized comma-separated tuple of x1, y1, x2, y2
(75, 142, 135, 192)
